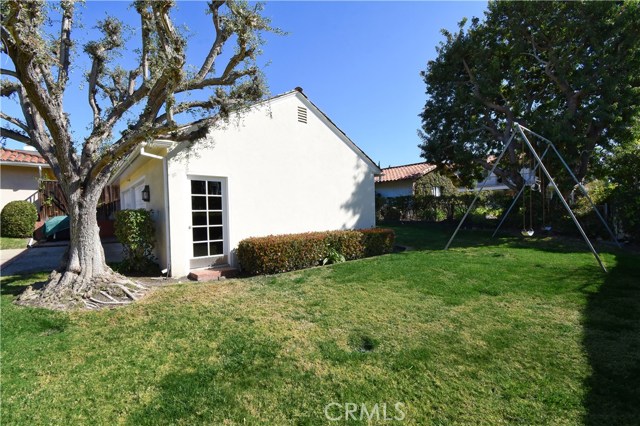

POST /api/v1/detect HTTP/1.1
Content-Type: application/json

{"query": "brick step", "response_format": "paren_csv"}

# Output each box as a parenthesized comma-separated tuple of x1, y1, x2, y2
(187, 266, 238, 282)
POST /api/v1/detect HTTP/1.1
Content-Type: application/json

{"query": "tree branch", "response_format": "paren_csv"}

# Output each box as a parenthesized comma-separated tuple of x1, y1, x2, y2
(192, 1, 227, 83)
(0, 79, 21, 97)
(0, 126, 31, 144)
(57, 0, 74, 90)
(0, 111, 29, 133)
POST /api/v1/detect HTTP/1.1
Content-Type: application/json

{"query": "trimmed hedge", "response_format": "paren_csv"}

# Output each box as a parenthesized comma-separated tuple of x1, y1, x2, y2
(237, 228, 395, 275)
(1, 201, 37, 238)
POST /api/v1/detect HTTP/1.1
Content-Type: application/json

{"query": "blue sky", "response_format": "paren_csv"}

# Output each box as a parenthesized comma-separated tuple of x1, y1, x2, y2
(2, 1, 488, 168)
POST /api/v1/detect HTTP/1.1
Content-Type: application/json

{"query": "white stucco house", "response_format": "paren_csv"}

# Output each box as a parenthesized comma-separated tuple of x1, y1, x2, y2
(0, 148, 53, 212)
(112, 89, 381, 277)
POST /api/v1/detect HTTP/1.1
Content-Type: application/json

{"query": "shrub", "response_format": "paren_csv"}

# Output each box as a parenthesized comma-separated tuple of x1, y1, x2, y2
(360, 228, 395, 257)
(1, 201, 37, 238)
(237, 228, 395, 275)
(114, 209, 157, 274)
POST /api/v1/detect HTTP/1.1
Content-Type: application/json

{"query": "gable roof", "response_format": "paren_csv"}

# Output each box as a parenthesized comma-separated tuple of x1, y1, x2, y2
(0, 148, 48, 166)
(270, 89, 381, 174)
(111, 88, 382, 183)
(375, 162, 436, 183)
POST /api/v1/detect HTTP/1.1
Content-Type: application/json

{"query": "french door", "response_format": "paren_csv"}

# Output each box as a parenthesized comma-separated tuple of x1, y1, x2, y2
(189, 178, 226, 268)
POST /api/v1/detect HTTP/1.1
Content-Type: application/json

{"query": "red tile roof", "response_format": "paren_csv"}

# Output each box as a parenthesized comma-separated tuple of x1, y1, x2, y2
(376, 162, 437, 183)
(0, 148, 47, 165)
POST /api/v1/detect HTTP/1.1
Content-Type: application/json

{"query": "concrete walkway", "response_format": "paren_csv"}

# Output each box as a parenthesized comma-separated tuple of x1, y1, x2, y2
(0, 242, 123, 276)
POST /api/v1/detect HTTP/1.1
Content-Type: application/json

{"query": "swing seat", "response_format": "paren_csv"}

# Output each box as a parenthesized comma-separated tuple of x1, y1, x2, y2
(521, 229, 535, 237)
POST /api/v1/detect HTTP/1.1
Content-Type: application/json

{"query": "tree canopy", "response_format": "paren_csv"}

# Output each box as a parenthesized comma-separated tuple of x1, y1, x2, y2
(0, 0, 280, 309)
(418, 1, 640, 189)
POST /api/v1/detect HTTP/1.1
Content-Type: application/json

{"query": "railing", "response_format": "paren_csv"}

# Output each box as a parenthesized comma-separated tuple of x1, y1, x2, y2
(39, 180, 120, 221)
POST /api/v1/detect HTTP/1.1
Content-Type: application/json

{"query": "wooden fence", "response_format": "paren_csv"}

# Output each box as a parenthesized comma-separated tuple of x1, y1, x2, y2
(39, 180, 120, 221)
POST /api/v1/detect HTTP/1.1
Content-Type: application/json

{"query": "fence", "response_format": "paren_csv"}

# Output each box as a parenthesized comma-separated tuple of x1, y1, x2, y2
(39, 180, 120, 221)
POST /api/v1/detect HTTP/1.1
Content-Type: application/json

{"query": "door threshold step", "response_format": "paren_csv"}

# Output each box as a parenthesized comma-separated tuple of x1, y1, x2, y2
(187, 266, 238, 282)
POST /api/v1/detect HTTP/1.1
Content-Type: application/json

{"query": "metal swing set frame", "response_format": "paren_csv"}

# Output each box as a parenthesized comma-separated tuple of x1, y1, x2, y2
(444, 123, 620, 273)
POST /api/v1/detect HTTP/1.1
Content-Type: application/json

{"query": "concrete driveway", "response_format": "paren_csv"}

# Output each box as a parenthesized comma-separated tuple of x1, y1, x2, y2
(0, 241, 123, 276)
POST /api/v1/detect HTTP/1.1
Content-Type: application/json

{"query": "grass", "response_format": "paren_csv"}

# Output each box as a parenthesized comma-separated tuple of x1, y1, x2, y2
(0, 237, 28, 250)
(1, 223, 639, 425)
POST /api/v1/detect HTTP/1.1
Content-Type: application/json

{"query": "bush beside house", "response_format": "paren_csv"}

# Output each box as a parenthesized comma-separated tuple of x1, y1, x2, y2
(114, 209, 159, 275)
(0, 201, 37, 238)
(237, 229, 395, 275)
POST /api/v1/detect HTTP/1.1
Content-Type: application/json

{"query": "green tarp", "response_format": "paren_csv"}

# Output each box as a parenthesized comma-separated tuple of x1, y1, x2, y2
(44, 215, 69, 238)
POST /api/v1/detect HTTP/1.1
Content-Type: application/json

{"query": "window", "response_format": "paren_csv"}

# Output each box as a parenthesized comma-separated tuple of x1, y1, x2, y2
(121, 180, 147, 209)
(190, 179, 224, 258)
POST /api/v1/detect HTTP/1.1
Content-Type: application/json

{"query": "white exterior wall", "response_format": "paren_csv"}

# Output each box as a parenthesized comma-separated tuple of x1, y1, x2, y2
(0, 165, 43, 211)
(375, 180, 414, 198)
(166, 92, 378, 276)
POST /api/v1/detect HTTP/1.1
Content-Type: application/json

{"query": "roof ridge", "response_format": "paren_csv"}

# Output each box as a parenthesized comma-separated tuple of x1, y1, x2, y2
(381, 161, 434, 170)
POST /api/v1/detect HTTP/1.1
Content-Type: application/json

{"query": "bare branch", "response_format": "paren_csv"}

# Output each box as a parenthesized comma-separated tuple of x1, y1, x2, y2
(0, 68, 18, 78)
(0, 126, 31, 144)
(57, 0, 74, 89)
(0, 111, 29, 133)
(182, 66, 257, 92)
(87, 56, 102, 126)
(192, 1, 227, 82)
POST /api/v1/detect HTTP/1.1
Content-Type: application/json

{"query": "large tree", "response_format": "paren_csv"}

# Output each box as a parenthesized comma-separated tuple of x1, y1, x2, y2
(1, 0, 278, 309)
(419, 1, 640, 190)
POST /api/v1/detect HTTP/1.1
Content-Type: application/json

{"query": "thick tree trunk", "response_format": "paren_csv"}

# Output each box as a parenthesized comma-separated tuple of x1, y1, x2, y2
(17, 187, 147, 310)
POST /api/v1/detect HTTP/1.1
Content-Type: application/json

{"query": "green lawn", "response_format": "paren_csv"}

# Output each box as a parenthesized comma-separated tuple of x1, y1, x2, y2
(1, 224, 639, 425)
(0, 237, 28, 250)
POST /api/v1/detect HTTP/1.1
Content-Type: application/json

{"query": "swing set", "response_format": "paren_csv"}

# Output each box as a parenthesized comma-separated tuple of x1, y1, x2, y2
(445, 123, 619, 273)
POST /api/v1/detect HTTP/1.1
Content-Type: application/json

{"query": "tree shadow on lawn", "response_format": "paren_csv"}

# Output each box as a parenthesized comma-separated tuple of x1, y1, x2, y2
(0, 274, 47, 297)
(125, 328, 315, 425)
(583, 251, 640, 425)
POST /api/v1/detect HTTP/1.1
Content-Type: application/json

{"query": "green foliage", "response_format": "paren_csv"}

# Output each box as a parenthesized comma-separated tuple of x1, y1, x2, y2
(606, 143, 640, 241)
(114, 209, 157, 274)
(414, 172, 457, 197)
(359, 228, 396, 257)
(419, 2, 640, 186)
(237, 229, 395, 275)
(322, 248, 345, 266)
(1, 201, 37, 238)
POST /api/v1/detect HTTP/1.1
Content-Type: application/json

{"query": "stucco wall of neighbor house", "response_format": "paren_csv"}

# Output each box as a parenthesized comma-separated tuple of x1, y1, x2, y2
(375, 180, 414, 198)
(0, 165, 41, 211)
(117, 154, 169, 270)
(166, 92, 377, 276)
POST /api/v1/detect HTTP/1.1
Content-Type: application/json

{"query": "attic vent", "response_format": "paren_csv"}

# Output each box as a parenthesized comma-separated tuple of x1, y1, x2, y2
(297, 106, 308, 124)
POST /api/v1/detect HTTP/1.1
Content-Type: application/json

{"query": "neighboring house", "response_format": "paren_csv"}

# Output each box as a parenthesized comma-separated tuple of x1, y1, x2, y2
(0, 147, 52, 212)
(111, 89, 381, 277)
(375, 162, 437, 198)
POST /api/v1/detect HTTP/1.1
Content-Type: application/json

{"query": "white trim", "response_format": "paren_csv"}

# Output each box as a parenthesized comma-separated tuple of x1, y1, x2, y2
(121, 176, 149, 210)
(186, 175, 230, 268)
(0, 161, 50, 169)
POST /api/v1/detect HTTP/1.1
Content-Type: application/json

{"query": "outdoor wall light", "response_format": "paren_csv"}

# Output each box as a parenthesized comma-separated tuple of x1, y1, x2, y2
(141, 185, 150, 202)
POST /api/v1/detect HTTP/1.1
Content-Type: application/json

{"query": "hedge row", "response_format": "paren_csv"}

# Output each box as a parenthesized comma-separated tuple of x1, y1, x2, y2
(237, 228, 395, 275)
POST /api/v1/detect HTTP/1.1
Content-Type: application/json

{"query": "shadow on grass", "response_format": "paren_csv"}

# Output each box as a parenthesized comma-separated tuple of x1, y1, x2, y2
(0, 274, 47, 297)
(126, 329, 287, 425)
(583, 251, 640, 425)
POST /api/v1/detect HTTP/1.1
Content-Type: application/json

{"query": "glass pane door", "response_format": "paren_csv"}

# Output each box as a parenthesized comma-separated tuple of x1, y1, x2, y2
(190, 179, 224, 259)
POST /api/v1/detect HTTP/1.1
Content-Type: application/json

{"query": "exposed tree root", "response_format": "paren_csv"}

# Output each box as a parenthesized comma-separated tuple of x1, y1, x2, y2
(16, 269, 149, 311)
